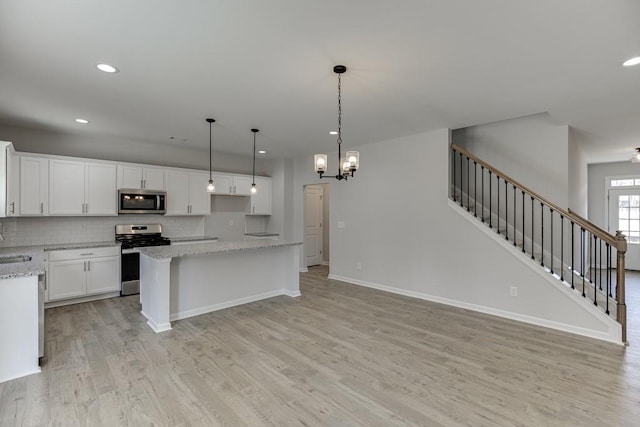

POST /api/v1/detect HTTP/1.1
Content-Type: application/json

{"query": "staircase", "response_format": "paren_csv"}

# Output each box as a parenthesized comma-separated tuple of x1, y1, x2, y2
(450, 143, 628, 344)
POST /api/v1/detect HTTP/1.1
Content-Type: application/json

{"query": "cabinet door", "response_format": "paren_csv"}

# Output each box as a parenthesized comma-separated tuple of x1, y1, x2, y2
(164, 170, 190, 215)
(118, 165, 143, 189)
(48, 260, 86, 300)
(189, 172, 211, 215)
(7, 151, 20, 216)
(49, 159, 85, 215)
(19, 156, 48, 215)
(233, 176, 252, 196)
(86, 256, 120, 295)
(143, 168, 165, 190)
(211, 173, 233, 195)
(85, 163, 117, 215)
(250, 177, 271, 215)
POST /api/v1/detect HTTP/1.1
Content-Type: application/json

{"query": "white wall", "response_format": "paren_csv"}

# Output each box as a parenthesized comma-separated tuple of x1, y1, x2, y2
(289, 128, 620, 343)
(452, 113, 570, 207)
(568, 128, 589, 216)
(588, 161, 640, 229)
(322, 183, 330, 264)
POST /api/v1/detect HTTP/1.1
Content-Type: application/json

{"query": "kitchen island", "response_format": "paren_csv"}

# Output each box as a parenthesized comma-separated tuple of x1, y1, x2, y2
(138, 239, 302, 333)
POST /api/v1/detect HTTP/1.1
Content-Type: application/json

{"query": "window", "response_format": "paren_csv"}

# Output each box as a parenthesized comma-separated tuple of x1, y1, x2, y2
(611, 178, 640, 187)
(618, 194, 640, 244)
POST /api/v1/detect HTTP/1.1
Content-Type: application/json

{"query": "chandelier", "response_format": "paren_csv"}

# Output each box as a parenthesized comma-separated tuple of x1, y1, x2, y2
(314, 65, 359, 180)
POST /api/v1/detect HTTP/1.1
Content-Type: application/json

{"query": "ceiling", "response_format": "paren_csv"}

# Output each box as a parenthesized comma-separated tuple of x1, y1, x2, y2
(0, 0, 639, 163)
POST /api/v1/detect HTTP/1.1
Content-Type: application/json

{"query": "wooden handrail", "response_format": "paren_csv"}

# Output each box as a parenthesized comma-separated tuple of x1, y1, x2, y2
(451, 143, 622, 249)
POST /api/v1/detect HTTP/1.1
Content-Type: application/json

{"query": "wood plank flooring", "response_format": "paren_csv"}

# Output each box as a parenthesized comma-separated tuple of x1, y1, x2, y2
(1, 266, 640, 426)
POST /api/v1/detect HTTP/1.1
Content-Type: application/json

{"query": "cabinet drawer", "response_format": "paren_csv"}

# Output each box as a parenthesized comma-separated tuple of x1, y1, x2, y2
(48, 246, 120, 262)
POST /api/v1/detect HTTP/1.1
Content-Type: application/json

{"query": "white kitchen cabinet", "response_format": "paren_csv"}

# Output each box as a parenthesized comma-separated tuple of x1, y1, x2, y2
(117, 165, 164, 190)
(19, 156, 48, 215)
(211, 173, 252, 196)
(49, 159, 116, 215)
(165, 169, 210, 215)
(249, 177, 271, 215)
(47, 246, 120, 302)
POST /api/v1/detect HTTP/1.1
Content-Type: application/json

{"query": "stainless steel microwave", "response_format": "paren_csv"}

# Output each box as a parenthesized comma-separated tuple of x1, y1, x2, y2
(118, 189, 166, 214)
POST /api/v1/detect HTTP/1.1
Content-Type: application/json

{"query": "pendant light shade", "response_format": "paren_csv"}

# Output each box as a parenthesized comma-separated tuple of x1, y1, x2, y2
(206, 118, 216, 194)
(314, 65, 359, 181)
(251, 129, 259, 194)
(632, 148, 640, 163)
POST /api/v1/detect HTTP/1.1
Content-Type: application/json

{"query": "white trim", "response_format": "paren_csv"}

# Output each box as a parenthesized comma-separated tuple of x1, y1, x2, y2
(299, 267, 308, 273)
(283, 289, 302, 297)
(321, 261, 329, 266)
(169, 289, 286, 321)
(140, 310, 172, 333)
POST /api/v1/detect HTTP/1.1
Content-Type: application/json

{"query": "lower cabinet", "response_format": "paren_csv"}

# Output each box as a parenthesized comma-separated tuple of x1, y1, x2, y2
(47, 246, 120, 302)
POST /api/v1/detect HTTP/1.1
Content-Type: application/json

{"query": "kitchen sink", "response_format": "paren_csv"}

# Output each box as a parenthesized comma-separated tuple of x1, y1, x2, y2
(0, 255, 32, 264)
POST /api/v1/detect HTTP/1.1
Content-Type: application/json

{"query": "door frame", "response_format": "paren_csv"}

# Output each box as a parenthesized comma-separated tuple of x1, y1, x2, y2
(303, 184, 324, 268)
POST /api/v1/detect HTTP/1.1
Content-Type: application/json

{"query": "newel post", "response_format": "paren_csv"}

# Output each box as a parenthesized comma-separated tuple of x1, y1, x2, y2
(615, 231, 627, 344)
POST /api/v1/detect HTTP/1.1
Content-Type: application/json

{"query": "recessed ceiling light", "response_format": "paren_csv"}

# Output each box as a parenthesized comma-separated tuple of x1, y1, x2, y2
(329, 131, 338, 135)
(622, 57, 640, 67)
(258, 150, 266, 154)
(75, 118, 89, 124)
(96, 63, 119, 73)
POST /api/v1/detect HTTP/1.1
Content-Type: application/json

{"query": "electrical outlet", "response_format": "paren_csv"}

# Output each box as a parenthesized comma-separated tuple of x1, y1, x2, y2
(229, 219, 234, 226)
(356, 262, 362, 270)
(338, 221, 346, 229)
(510, 286, 518, 297)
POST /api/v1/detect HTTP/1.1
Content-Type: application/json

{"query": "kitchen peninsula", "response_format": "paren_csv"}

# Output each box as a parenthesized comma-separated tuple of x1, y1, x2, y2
(138, 239, 302, 332)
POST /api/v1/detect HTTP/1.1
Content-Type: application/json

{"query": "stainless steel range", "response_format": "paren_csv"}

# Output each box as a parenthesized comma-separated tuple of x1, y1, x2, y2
(115, 224, 171, 295)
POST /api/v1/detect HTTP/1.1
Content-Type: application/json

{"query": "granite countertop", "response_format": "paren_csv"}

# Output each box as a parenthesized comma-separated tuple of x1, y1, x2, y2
(244, 232, 280, 237)
(0, 241, 120, 280)
(138, 239, 302, 260)
(170, 236, 220, 243)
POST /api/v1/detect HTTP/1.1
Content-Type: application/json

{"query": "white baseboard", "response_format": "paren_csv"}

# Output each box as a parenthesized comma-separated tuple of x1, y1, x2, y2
(170, 289, 286, 322)
(45, 291, 121, 309)
(299, 267, 309, 273)
(140, 310, 172, 333)
(283, 289, 302, 297)
(327, 273, 622, 345)
(0, 367, 41, 384)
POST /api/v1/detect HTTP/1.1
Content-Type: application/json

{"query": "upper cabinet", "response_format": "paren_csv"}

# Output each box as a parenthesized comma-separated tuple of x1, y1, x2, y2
(211, 173, 252, 196)
(6, 148, 19, 217)
(20, 156, 48, 216)
(249, 177, 271, 215)
(117, 165, 164, 190)
(49, 159, 116, 216)
(165, 169, 211, 216)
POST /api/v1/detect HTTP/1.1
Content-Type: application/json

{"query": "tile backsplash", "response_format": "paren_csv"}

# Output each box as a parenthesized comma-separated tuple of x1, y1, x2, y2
(0, 215, 205, 247)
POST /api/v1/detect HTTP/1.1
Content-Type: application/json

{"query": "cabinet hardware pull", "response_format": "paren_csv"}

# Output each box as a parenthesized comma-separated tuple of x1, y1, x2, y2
(40, 202, 43, 214)
(87, 261, 90, 272)
(141, 179, 144, 189)
(83, 261, 86, 272)
(143, 179, 146, 188)
(10, 202, 14, 214)
(80, 253, 94, 256)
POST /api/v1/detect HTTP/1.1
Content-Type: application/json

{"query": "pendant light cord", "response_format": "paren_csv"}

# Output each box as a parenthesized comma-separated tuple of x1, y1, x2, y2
(252, 131, 256, 185)
(337, 72, 342, 173)
(209, 120, 212, 181)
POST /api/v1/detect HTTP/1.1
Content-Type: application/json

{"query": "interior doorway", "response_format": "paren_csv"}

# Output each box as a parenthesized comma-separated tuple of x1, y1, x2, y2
(608, 188, 640, 270)
(304, 184, 329, 268)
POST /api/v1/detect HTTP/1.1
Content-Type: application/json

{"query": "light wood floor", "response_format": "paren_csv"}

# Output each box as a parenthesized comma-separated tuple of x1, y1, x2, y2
(2, 266, 640, 426)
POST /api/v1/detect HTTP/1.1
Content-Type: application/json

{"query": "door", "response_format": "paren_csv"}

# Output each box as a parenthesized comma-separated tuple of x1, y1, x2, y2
(143, 168, 165, 190)
(86, 256, 120, 295)
(609, 188, 640, 270)
(7, 150, 19, 216)
(49, 159, 85, 215)
(211, 173, 233, 195)
(118, 165, 143, 189)
(85, 163, 117, 215)
(164, 170, 190, 215)
(250, 177, 271, 215)
(304, 185, 323, 267)
(20, 156, 48, 215)
(233, 176, 253, 195)
(48, 260, 86, 300)
(189, 172, 211, 215)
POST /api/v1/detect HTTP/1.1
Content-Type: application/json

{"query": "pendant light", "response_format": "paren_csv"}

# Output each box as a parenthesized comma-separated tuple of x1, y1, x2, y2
(632, 148, 640, 163)
(206, 118, 216, 193)
(314, 65, 359, 180)
(250, 129, 259, 194)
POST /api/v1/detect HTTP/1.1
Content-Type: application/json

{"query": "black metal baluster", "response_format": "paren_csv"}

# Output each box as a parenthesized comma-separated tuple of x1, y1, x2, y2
(481, 166, 484, 222)
(531, 196, 535, 260)
(505, 180, 508, 240)
(452, 148, 456, 200)
(466, 156, 470, 212)
(459, 152, 463, 207)
(489, 171, 493, 228)
(474, 161, 477, 217)
(599, 240, 603, 291)
(513, 185, 517, 246)
(497, 176, 500, 234)
(560, 215, 564, 281)
(550, 208, 554, 275)
(608, 244, 613, 298)
(541, 202, 544, 267)
(581, 228, 586, 297)
(521, 191, 525, 253)
(606, 243, 611, 315)
(571, 221, 575, 289)
(593, 234, 597, 306)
